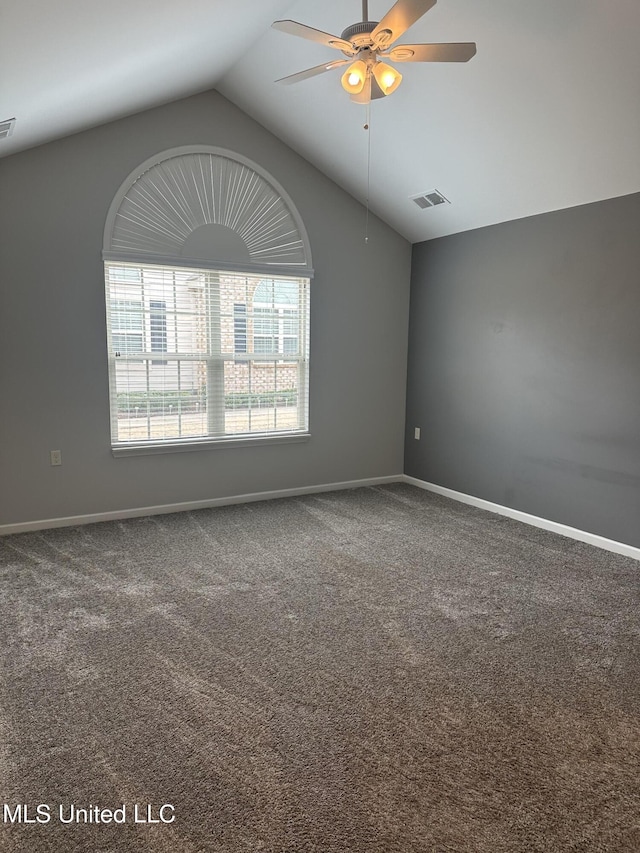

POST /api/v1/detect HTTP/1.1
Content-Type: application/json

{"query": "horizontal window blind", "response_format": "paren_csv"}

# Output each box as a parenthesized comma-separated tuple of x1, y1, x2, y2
(105, 262, 310, 447)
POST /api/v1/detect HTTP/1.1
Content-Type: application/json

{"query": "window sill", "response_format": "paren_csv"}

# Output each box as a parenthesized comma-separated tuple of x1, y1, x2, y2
(112, 432, 311, 458)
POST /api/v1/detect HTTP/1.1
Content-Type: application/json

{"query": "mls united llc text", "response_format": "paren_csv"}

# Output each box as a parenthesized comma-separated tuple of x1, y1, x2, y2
(3, 803, 175, 825)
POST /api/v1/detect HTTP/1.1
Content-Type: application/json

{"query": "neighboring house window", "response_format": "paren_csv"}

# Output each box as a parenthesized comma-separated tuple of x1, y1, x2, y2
(103, 147, 312, 452)
(253, 280, 300, 356)
(233, 303, 247, 355)
(149, 300, 168, 360)
(110, 298, 143, 356)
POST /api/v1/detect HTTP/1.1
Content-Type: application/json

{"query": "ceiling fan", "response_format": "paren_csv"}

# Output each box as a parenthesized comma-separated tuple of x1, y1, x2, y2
(272, 0, 476, 104)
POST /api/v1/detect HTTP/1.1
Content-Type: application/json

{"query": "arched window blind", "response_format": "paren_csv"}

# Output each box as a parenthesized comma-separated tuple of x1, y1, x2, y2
(103, 147, 312, 454)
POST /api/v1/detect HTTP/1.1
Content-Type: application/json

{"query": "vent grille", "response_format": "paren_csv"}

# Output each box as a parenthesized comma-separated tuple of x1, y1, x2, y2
(411, 189, 450, 209)
(0, 118, 16, 140)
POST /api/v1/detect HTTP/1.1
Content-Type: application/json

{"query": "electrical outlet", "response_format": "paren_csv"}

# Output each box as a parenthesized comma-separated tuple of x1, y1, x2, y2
(414, 427, 421, 440)
(50, 450, 62, 466)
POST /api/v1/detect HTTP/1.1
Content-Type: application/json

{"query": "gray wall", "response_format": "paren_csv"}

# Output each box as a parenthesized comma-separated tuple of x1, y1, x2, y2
(0, 91, 411, 527)
(405, 192, 640, 548)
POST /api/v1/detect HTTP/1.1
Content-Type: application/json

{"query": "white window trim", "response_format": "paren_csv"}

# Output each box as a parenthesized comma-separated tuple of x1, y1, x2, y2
(111, 431, 311, 457)
(105, 265, 310, 453)
(103, 147, 313, 455)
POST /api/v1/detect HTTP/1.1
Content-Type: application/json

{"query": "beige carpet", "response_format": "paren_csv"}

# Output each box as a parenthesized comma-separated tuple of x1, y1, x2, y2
(0, 484, 638, 852)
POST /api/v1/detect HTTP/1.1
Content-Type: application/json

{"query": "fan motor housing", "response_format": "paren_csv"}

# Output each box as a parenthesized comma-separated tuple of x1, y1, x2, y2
(340, 20, 379, 52)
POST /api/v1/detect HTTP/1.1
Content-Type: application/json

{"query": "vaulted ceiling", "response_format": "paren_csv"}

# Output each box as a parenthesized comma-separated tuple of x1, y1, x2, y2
(2, 0, 639, 242)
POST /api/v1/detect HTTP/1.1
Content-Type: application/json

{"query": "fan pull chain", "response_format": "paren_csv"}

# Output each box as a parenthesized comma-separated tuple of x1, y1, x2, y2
(364, 100, 371, 243)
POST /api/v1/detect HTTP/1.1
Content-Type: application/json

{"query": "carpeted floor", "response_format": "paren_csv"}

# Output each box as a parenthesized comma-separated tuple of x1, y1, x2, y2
(0, 483, 638, 852)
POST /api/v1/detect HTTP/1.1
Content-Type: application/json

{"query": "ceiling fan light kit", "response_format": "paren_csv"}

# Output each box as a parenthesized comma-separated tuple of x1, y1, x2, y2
(272, 0, 476, 105)
(341, 59, 369, 95)
(372, 61, 403, 95)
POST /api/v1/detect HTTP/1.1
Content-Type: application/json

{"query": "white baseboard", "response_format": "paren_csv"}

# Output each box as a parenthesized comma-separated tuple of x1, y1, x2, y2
(404, 475, 640, 562)
(0, 475, 403, 536)
(4, 474, 638, 562)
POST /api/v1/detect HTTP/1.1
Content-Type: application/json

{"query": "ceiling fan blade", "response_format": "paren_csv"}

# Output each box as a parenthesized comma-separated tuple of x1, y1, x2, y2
(275, 59, 350, 86)
(371, 0, 437, 48)
(382, 42, 477, 62)
(272, 20, 356, 54)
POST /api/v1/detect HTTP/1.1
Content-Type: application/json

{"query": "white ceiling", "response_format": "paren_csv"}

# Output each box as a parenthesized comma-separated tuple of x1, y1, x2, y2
(2, 0, 639, 242)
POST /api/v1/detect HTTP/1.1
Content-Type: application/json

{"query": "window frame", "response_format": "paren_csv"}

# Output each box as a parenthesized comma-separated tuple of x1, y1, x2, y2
(105, 264, 310, 456)
(102, 146, 313, 457)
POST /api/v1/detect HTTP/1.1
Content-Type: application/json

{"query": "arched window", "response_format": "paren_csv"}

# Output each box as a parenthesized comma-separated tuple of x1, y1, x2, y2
(103, 147, 312, 453)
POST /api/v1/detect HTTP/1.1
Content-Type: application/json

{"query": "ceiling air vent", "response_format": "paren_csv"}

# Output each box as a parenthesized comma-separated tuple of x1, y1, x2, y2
(0, 118, 16, 140)
(411, 189, 450, 209)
